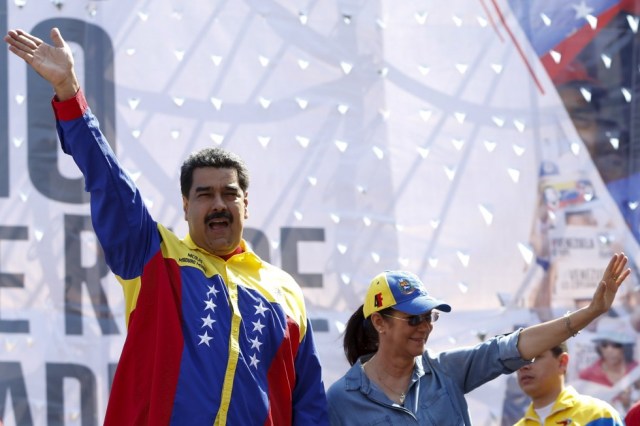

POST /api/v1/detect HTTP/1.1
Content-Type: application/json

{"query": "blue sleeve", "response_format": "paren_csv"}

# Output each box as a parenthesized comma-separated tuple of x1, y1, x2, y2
(292, 319, 330, 425)
(56, 109, 160, 279)
(433, 329, 530, 394)
(585, 418, 624, 426)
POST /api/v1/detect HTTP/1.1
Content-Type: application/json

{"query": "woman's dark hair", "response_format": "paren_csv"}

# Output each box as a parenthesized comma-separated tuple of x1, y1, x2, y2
(180, 147, 250, 197)
(343, 305, 393, 365)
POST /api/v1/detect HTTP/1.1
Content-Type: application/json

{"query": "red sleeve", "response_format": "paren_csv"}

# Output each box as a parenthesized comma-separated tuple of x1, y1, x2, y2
(51, 90, 89, 121)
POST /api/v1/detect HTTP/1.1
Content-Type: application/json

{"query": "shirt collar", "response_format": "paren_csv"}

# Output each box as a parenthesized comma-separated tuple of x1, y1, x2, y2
(345, 354, 427, 393)
(344, 355, 373, 393)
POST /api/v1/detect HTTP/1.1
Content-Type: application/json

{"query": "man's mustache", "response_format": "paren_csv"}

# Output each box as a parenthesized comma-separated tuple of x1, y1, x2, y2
(205, 211, 233, 224)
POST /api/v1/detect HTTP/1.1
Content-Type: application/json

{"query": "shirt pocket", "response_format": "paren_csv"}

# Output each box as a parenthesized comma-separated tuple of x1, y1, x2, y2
(419, 387, 464, 425)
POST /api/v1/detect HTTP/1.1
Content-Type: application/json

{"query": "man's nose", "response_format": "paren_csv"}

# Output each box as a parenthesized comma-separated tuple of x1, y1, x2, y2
(210, 193, 227, 210)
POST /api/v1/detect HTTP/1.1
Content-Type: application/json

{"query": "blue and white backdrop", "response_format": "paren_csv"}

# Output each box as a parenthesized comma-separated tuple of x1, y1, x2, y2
(2, 0, 640, 424)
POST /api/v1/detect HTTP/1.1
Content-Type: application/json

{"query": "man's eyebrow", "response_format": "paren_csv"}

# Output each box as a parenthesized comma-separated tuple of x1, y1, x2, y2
(194, 184, 240, 193)
(194, 185, 213, 193)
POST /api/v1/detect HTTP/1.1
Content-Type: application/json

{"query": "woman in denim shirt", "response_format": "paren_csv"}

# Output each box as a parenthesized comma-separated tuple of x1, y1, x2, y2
(327, 253, 629, 425)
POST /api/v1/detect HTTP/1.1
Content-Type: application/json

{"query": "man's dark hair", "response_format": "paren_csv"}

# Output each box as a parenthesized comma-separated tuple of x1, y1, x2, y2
(180, 147, 250, 197)
(550, 341, 569, 357)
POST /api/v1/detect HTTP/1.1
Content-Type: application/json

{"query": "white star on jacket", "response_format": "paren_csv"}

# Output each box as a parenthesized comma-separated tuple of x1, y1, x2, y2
(197, 279, 270, 371)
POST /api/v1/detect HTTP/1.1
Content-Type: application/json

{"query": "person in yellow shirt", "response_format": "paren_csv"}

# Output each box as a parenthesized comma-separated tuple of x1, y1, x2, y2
(515, 342, 623, 425)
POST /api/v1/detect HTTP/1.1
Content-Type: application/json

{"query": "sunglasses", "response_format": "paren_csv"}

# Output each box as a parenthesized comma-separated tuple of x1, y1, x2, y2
(599, 341, 623, 349)
(383, 311, 439, 326)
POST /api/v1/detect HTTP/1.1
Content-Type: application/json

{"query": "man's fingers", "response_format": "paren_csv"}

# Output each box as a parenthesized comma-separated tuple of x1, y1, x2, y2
(5, 31, 33, 63)
(14, 29, 42, 50)
(6, 30, 40, 54)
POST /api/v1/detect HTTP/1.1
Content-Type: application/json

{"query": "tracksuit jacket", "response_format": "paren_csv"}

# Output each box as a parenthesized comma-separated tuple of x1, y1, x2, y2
(53, 90, 329, 425)
(515, 386, 623, 425)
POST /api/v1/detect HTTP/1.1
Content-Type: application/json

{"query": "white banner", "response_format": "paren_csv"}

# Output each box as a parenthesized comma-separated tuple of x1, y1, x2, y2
(1, 0, 640, 424)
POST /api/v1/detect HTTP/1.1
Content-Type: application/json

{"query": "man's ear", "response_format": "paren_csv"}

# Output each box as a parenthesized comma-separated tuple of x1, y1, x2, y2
(559, 353, 569, 373)
(182, 195, 189, 220)
(244, 191, 249, 219)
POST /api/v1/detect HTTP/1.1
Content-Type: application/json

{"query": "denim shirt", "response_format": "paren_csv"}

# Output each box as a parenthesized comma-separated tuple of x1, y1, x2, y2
(327, 329, 529, 425)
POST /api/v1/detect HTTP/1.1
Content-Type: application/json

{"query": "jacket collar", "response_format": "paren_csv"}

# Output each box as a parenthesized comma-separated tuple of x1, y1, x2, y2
(523, 386, 579, 422)
(182, 236, 261, 264)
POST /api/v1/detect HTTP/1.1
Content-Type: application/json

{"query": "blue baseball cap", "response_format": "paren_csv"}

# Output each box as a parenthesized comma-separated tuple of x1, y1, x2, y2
(362, 270, 451, 318)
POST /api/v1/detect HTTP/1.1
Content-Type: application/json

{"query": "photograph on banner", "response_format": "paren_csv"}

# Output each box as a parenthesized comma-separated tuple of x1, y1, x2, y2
(500, 1, 640, 421)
